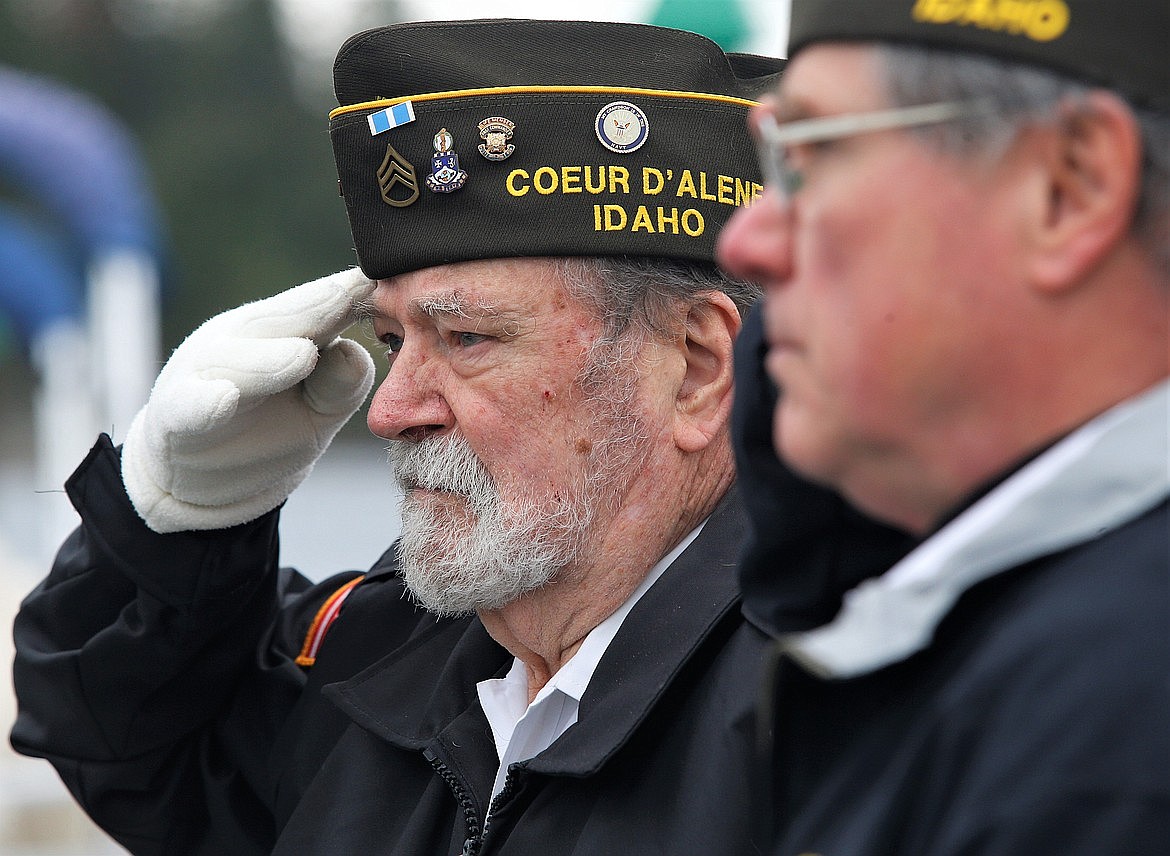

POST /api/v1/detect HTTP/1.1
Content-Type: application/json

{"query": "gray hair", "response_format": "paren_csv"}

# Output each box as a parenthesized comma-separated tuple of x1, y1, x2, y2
(554, 255, 760, 408)
(875, 44, 1170, 277)
(554, 256, 761, 344)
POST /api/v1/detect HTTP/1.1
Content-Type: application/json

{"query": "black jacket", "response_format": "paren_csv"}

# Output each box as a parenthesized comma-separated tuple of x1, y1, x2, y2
(732, 310, 1170, 855)
(11, 435, 774, 856)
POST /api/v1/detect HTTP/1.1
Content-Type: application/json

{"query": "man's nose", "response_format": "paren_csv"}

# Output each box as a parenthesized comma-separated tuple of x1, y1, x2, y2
(715, 187, 795, 290)
(366, 347, 454, 442)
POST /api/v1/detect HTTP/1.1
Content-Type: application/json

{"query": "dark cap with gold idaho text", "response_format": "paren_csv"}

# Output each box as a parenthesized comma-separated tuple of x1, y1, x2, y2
(328, 19, 784, 280)
(788, 0, 1170, 114)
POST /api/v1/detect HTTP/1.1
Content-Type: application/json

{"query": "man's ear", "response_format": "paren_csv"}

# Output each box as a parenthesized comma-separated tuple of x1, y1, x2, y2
(673, 291, 742, 453)
(1028, 92, 1143, 292)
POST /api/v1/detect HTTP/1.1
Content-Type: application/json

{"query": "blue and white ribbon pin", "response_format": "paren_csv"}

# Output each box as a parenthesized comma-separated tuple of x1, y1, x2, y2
(368, 101, 416, 136)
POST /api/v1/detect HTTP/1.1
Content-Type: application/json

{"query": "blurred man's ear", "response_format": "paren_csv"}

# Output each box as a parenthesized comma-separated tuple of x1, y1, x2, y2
(672, 291, 742, 453)
(1027, 92, 1143, 293)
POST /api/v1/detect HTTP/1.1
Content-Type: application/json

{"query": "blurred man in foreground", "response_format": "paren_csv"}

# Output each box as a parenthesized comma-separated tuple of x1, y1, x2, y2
(719, 1, 1169, 853)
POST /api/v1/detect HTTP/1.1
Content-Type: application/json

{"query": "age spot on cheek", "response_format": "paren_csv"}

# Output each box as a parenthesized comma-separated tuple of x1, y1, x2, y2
(575, 438, 592, 455)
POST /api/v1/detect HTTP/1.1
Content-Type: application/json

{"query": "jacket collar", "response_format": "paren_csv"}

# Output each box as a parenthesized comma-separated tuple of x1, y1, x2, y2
(782, 380, 1170, 679)
(324, 489, 749, 776)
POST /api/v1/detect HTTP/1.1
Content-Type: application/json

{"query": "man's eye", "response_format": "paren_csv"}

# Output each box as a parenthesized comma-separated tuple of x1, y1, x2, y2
(455, 331, 489, 348)
(788, 139, 826, 166)
(379, 332, 404, 354)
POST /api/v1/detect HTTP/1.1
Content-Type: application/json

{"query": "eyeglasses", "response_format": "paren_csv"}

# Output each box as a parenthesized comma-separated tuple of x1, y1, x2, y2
(755, 100, 986, 203)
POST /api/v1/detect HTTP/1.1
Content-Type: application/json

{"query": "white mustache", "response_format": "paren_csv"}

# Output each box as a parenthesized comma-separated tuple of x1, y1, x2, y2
(386, 434, 497, 511)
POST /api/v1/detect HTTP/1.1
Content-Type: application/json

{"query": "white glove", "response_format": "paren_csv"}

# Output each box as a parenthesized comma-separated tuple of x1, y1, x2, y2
(121, 268, 377, 533)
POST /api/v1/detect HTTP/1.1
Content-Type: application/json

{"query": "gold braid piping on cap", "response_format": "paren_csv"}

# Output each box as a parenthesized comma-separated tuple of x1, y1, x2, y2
(329, 84, 761, 120)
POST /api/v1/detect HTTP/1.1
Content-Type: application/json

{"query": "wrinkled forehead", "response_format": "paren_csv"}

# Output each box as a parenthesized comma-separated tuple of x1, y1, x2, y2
(367, 257, 570, 320)
(773, 43, 890, 119)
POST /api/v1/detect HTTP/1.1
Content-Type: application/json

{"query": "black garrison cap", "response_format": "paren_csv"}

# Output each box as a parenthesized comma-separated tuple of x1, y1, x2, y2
(788, 0, 1170, 113)
(328, 19, 784, 280)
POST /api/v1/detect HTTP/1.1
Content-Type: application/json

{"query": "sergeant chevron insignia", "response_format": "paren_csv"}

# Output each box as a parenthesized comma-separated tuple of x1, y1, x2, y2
(377, 143, 420, 208)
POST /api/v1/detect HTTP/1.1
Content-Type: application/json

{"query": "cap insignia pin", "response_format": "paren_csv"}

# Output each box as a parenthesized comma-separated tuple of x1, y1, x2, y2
(425, 127, 468, 193)
(477, 117, 516, 161)
(377, 143, 420, 208)
(595, 101, 649, 154)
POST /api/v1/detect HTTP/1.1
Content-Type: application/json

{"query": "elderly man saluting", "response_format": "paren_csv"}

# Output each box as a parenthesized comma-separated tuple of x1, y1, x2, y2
(9, 19, 821, 856)
(719, 1, 1170, 854)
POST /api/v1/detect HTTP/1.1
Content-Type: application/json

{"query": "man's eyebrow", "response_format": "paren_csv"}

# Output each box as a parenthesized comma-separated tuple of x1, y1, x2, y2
(413, 291, 500, 321)
(353, 297, 377, 324)
(356, 290, 503, 324)
(772, 97, 819, 124)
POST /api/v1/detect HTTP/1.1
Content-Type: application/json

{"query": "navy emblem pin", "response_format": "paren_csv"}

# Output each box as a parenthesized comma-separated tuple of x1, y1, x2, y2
(377, 143, 420, 208)
(595, 101, 649, 154)
(425, 128, 468, 193)
(477, 117, 516, 161)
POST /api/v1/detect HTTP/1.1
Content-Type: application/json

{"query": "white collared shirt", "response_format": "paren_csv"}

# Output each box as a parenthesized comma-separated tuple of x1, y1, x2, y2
(782, 379, 1170, 679)
(476, 523, 705, 808)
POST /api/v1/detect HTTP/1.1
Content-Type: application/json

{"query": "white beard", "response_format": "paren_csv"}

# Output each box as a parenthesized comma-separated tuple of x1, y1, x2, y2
(387, 432, 595, 616)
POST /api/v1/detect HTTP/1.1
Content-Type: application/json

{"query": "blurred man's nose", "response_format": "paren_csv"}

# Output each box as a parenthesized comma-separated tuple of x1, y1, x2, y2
(715, 188, 795, 290)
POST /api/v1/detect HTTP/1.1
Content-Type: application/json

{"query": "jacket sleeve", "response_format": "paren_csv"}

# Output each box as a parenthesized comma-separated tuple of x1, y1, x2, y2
(8, 434, 364, 855)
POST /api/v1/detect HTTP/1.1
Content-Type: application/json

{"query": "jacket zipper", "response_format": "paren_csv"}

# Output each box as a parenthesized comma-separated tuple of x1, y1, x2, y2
(424, 747, 484, 856)
(479, 763, 525, 847)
